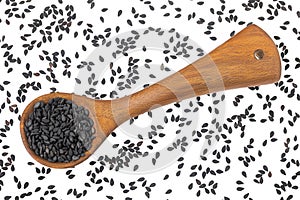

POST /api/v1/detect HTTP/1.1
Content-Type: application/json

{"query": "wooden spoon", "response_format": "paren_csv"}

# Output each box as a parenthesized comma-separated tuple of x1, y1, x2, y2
(20, 24, 281, 168)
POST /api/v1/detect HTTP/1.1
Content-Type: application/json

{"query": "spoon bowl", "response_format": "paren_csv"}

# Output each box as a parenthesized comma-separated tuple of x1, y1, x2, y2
(20, 92, 112, 168)
(20, 25, 281, 168)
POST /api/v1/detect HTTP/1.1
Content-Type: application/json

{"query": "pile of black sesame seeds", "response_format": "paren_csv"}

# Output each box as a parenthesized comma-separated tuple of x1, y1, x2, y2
(24, 97, 95, 162)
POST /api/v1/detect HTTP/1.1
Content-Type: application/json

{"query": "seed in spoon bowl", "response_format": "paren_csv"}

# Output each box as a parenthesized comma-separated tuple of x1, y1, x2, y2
(24, 97, 96, 163)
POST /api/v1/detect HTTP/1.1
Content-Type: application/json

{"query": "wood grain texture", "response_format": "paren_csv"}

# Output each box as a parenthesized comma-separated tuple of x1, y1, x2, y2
(20, 24, 281, 168)
(111, 24, 281, 123)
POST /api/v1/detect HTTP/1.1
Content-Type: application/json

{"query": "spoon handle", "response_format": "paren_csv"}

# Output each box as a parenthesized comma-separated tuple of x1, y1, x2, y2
(111, 24, 281, 123)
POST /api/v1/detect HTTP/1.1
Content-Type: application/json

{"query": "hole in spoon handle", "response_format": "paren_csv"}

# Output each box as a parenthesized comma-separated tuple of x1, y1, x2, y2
(254, 49, 264, 60)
